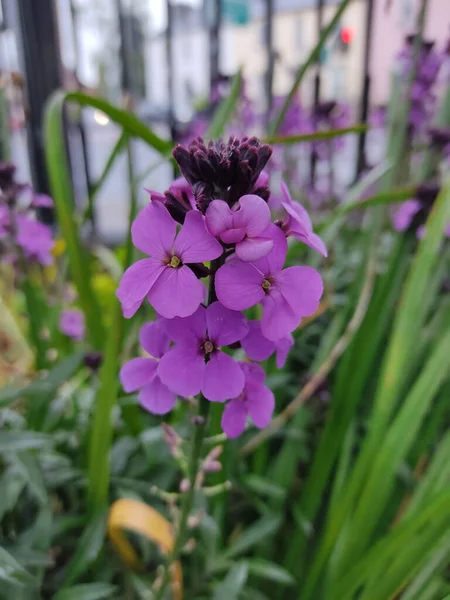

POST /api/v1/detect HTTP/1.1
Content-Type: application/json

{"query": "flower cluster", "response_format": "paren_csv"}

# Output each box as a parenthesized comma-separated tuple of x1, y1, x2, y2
(0, 161, 54, 266)
(393, 182, 450, 239)
(118, 137, 325, 437)
(396, 35, 444, 137)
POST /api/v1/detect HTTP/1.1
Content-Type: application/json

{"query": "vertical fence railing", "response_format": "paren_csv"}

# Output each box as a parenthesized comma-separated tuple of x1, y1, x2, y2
(310, 0, 325, 184)
(355, 0, 375, 177)
(265, 0, 275, 125)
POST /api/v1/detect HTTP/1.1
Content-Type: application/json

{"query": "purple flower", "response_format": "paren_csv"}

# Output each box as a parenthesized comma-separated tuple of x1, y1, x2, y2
(241, 320, 293, 368)
(392, 199, 421, 232)
(59, 309, 85, 341)
(205, 194, 273, 261)
(158, 302, 248, 402)
(116, 202, 222, 319)
(279, 182, 327, 257)
(0, 205, 9, 238)
(215, 225, 323, 341)
(32, 193, 53, 208)
(221, 362, 275, 438)
(15, 215, 54, 265)
(120, 321, 176, 415)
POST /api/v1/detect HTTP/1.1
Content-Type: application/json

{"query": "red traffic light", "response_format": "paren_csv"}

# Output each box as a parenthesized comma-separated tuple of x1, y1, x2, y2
(340, 26, 354, 45)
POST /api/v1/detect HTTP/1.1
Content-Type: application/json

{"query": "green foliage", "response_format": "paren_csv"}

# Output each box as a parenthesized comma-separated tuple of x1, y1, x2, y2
(2, 3, 450, 597)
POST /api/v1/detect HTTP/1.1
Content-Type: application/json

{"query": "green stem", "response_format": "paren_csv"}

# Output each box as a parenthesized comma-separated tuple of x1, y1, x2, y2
(155, 254, 225, 599)
(155, 398, 210, 600)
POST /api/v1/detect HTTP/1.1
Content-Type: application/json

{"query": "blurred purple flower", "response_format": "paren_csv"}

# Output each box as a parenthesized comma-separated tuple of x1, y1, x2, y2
(221, 362, 275, 438)
(120, 321, 176, 415)
(0, 205, 9, 238)
(15, 215, 54, 265)
(59, 309, 85, 341)
(215, 225, 323, 340)
(158, 302, 248, 402)
(116, 202, 222, 319)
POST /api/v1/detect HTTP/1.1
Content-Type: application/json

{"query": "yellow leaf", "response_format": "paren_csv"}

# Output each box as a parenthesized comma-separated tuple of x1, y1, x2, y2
(108, 498, 183, 599)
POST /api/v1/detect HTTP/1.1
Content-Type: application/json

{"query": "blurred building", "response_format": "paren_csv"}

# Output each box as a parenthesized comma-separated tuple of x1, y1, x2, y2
(229, 0, 366, 106)
(371, 0, 450, 104)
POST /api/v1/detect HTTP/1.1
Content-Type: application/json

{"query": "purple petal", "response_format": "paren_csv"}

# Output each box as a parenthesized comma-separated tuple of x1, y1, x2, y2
(241, 320, 276, 362)
(221, 399, 247, 438)
(215, 261, 265, 311)
(283, 202, 328, 257)
(281, 181, 313, 230)
(392, 200, 421, 232)
(261, 288, 299, 340)
(205, 200, 233, 237)
(158, 345, 205, 397)
(252, 224, 287, 276)
(241, 361, 266, 385)
(147, 265, 205, 318)
(139, 320, 170, 359)
(164, 305, 207, 345)
(202, 352, 245, 401)
(276, 335, 294, 368)
(206, 302, 248, 347)
(277, 266, 323, 317)
(246, 385, 275, 429)
(59, 309, 85, 340)
(116, 258, 165, 318)
(254, 171, 269, 188)
(236, 236, 273, 262)
(131, 202, 176, 260)
(139, 377, 176, 415)
(175, 210, 223, 263)
(33, 193, 53, 208)
(120, 357, 157, 392)
(233, 194, 272, 237)
(123, 300, 142, 319)
(221, 227, 246, 244)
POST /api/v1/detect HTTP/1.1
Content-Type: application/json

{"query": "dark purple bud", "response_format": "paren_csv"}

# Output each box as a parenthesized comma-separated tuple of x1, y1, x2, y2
(84, 351, 103, 372)
(428, 127, 450, 149)
(172, 136, 273, 210)
(416, 182, 440, 205)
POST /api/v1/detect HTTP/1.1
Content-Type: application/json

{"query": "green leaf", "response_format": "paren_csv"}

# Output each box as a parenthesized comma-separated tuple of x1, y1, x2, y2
(222, 515, 281, 560)
(13, 452, 47, 505)
(0, 546, 35, 587)
(206, 69, 242, 139)
(245, 559, 295, 587)
(44, 92, 105, 349)
(213, 562, 248, 600)
(0, 432, 52, 453)
(242, 474, 286, 502)
(63, 91, 171, 154)
(263, 125, 367, 145)
(268, 0, 352, 135)
(53, 583, 117, 600)
(62, 510, 107, 586)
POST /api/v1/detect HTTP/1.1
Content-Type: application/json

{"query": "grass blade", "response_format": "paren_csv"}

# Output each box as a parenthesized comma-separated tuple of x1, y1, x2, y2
(206, 69, 242, 139)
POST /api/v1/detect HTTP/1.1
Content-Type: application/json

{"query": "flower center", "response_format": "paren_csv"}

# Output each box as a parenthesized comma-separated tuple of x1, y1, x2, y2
(203, 340, 214, 354)
(262, 278, 272, 292)
(168, 255, 181, 268)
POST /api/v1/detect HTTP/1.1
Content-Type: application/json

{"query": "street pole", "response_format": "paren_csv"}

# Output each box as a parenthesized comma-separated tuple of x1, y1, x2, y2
(310, 0, 325, 184)
(265, 0, 275, 125)
(355, 0, 375, 176)
(209, 0, 222, 93)
(14, 0, 63, 196)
